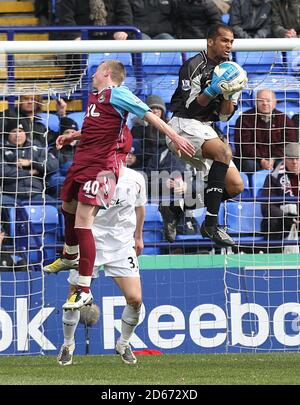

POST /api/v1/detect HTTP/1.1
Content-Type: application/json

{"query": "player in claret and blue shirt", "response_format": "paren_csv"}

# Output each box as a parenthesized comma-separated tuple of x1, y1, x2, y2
(44, 60, 195, 309)
(168, 23, 247, 247)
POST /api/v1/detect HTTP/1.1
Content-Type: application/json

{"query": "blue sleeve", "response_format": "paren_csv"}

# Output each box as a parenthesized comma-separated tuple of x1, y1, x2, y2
(110, 86, 151, 119)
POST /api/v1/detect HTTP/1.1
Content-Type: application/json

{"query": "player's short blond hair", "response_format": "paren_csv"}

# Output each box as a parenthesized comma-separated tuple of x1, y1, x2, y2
(103, 60, 126, 85)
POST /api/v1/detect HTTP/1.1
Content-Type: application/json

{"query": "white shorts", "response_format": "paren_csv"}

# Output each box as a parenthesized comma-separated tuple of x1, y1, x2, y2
(168, 116, 235, 179)
(67, 246, 140, 286)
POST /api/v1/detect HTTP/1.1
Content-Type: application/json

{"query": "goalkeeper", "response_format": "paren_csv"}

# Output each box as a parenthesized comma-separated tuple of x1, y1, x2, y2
(55, 163, 146, 366)
(168, 23, 247, 247)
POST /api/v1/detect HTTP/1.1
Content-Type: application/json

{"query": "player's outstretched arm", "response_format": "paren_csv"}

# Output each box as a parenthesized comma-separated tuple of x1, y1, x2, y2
(144, 112, 195, 158)
(134, 206, 145, 256)
(56, 130, 82, 150)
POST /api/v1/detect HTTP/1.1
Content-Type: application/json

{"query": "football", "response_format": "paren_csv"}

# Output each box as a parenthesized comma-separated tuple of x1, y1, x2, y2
(79, 303, 101, 326)
(213, 61, 248, 95)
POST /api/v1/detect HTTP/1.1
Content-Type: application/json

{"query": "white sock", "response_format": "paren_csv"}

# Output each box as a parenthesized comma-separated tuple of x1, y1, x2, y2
(119, 304, 141, 346)
(62, 309, 80, 346)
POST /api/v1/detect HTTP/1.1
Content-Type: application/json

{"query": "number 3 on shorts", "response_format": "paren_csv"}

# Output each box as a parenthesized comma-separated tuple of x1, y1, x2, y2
(83, 180, 100, 196)
(128, 256, 138, 270)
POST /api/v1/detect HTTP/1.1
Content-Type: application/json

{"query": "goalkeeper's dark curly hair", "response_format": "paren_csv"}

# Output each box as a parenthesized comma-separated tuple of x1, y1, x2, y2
(207, 23, 233, 40)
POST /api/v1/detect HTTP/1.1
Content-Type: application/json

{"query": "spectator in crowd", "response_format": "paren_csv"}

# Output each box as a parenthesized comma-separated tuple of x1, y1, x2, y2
(0, 226, 27, 271)
(128, 0, 176, 39)
(0, 94, 62, 147)
(57, 0, 132, 40)
(145, 138, 198, 242)
(174, 0, 221, 39)
(34, 0, 50, 26)
(1, 94, 47, 147)
(131, 94, 168, 170)
(0, 121, 59, 203)
(213, 0, 231, 14)
(234, 89, 297, 173)
(229, 0, 272, 39)
(271, 0, 300, 38)
(261, 143, 300, 252)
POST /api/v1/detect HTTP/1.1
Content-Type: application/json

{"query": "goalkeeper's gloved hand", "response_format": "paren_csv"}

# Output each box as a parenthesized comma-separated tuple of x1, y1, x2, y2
(203, 64, 241, 100)
(222, 76, 248, 100)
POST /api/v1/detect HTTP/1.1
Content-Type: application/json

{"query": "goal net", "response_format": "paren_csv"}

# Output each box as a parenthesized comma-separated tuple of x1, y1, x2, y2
(1, 38, 300, 355)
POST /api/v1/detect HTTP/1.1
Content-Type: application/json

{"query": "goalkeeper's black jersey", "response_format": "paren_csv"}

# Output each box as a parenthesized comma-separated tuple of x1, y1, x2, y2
(170, 51, 224, 122)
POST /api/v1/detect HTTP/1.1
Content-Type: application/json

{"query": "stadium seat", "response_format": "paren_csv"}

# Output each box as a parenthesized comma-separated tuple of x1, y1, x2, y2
(7, 204, 59, 265)
(225, 201, 264, 242)
(276, 101, 299, 118)
(235, 51, 284, 74)
(183, 52, 199, 61)
(124, 76, 137, 93)
(23, 205, 59, 263)
(87, 52, 134, 77)
(251, 170, 271, 198)
(142, 52, 182, 75)
(248, 74, 299, 102)
(39, 113, 60, 133)
(143, 204, 163, 254)
(239, 172, 252, 198)
(147, 75, 178, 104)
(285, 50, 300, 75)
(67, 112, 85, 129)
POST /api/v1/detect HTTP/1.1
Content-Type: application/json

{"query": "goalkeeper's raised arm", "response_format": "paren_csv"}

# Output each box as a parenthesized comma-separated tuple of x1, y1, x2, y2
(167, 23, 245, 248)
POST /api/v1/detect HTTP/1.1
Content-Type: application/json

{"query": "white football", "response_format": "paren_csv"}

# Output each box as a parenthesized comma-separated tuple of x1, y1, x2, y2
(214, 61, 248, 94)
(79, 303, 101, 326)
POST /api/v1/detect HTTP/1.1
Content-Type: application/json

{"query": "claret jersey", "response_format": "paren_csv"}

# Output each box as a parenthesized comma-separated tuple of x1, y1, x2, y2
(74, 86, 150, 170)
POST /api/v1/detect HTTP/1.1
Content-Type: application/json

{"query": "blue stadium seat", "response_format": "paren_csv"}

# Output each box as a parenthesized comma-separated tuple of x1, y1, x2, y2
(143, 204, 163, 254)
(239, 172, 252, 198)
(67, 112, 85, 129)
(148, 75, 178, 104)
(183, 52, 199, 61)
(124, 76, 137, 93)
(39, 113, 60, 132)
(23, 205, 59, 263)
(7, 205, 59, 265)
(285, 50, 300, 75)
(142, 52, 182, 75)
(276, 101, 299, 118)
(225, 201, 264, 242)
(248, 75, 299, 102)
(235, 51, 284, 74)
(87, 52, 134, 77)
(251, 170, 271, 198)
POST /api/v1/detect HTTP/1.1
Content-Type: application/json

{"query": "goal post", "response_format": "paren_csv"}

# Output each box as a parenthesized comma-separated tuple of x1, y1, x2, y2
(1, 38, 300, 355)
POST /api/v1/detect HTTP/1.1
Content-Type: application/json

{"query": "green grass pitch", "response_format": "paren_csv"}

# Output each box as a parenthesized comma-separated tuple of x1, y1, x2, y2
(1, 353, 300, 385)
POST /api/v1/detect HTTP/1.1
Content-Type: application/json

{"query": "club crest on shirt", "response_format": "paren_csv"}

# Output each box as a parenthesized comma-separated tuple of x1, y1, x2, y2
(181, 79, 191, 91)
(98, 94, 105, 103)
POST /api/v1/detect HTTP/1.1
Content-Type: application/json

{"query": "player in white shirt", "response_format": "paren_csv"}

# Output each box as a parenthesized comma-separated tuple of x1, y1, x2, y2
(56, 166, 147, 366)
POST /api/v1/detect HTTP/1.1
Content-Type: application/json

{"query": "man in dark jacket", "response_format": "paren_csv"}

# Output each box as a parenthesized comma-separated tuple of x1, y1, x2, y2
(57, 0, 133, 40)
(229, 0, 272, 39)
(174, 0, 221, 39)
(131, 94, 168, 170)
(234, 89, 297, 172)
(129, 0, 176, 39)
(272, 0, 300, 38)
(261, 143, 300, 251)
(0, 121, 59, 202)
(0, 94, 59, 147)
